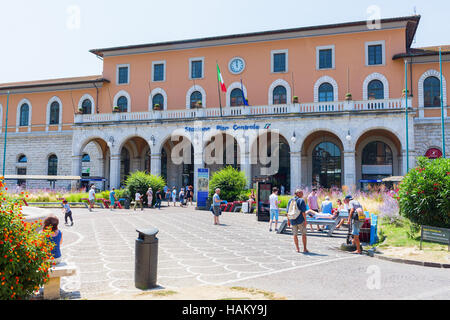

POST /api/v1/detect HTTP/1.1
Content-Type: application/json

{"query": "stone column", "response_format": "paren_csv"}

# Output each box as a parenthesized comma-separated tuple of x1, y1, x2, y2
(290, 151, 301, 194)
(109, 154, 121, 189)
(150, 153, 162, 176)
(240, 152, 252, 189)
(343, 151, 356, 190)
(71, 155, 82, 190)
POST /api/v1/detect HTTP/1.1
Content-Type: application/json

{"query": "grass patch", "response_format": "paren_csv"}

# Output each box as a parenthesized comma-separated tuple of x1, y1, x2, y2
(139, 290, 178, 297)
(230, 287, 286, 300)
(377, 217, 448, 252)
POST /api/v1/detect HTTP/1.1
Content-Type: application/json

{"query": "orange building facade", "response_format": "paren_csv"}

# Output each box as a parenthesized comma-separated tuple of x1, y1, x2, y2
(0, 15, 448, 193)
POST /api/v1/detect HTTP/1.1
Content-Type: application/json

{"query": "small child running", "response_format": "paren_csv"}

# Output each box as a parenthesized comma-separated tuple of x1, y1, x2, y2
(62, 200, 74, 226)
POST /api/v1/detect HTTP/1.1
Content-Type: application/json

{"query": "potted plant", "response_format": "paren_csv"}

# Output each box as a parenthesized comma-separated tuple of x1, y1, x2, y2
(112, 106, 120, 113)
(77, 107, 84, 114)
(345, 93, 352, 101)
(292, 96, 299, 104)
(153, 103, 161, 111)
(196, 101, 202, 108)
(402, 89, 409, 97)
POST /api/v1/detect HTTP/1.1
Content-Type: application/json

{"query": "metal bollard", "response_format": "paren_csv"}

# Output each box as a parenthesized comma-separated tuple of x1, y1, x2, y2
(135, 228, 159, 290)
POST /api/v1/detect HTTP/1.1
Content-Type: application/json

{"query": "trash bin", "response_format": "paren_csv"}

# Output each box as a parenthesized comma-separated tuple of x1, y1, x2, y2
(124, 198, 130, 209)
(135, 228, 159, 290)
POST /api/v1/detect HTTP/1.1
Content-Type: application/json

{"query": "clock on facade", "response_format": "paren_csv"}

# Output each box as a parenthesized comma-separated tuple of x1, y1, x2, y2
(229, 57, 245, 74)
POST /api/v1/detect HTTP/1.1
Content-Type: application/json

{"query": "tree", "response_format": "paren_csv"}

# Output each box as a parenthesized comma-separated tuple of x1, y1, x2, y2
(208, 166, 247, 202)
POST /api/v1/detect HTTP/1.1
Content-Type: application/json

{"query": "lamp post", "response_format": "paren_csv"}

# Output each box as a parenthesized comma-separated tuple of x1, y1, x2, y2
(439, 47, 446, 158)
(404, 59, 409, 172)
(2, 91, 10, 177)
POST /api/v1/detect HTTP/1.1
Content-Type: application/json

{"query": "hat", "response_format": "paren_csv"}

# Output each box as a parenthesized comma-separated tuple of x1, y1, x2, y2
(325, 196, 330, 201)
(345, 195, 353, 200)
(295, 189, 302, 194)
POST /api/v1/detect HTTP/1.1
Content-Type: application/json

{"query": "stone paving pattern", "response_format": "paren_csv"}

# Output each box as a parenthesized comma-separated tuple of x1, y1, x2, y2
(54, 206, 450, 300)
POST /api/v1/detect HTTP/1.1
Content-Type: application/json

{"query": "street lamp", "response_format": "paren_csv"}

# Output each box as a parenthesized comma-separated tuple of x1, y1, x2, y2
(150, 135, 156, 147)
(346, 130, 352, 142)
(291, 131, 297, 144)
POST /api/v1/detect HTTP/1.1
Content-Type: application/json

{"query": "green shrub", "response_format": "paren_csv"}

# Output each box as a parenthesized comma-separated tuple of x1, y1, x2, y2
(0, 180, 54, 300)
(397, 157, 450, 228)
(208, 166, 247, 202)
(125, 171, 166, 204)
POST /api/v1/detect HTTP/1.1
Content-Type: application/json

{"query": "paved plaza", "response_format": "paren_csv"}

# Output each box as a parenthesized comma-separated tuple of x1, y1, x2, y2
(52, 205, 450, 300)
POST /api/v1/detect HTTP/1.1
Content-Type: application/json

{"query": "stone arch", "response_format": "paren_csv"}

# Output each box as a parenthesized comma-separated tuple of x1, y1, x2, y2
(226, 82, 248, 107)
(268, 79, 292, 105)
(149, 87, 168, 111)
(78, 94, 95, 114)
(113, 90, 131, 112)
(314, 76, 338, 102)
(186, 85, 206, 109)
(362, 72, 389, 100)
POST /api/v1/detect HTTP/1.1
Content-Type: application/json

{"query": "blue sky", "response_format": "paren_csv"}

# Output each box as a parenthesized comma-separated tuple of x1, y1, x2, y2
(0, 0, 449, 83)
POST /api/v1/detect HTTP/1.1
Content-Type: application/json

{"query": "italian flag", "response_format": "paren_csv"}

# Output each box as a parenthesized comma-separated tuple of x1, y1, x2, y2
(217, 64, 227, 92)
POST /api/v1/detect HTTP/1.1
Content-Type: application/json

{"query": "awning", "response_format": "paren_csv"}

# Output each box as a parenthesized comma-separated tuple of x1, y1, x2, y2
(4, 175, 82, 181)
(382, 176, 404, 182)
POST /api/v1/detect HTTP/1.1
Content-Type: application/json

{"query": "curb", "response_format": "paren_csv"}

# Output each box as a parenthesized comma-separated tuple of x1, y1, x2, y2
(372, 252, 450, 269)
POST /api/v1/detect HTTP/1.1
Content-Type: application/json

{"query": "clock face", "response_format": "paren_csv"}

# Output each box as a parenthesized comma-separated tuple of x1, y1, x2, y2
(229, 58, 245, 74)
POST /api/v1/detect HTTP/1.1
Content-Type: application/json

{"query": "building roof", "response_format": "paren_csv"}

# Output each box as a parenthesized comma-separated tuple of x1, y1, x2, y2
(90, 15, 421, 57)
(0, 75, 109, 91)
(393, 45, 450, 60)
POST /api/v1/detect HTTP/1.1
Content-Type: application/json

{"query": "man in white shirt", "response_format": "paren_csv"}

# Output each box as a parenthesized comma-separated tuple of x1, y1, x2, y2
(88, 185, 96, 212)
(134, 191, 144, 211)
(269, 187, 279, 232)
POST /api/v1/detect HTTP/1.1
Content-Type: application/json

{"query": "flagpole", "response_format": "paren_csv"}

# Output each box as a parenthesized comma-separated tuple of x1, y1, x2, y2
(405, 59, 409, 172)
(439, 47, 446, 158)
(2, 91, 10, 177)
(216, 62, 223, 117)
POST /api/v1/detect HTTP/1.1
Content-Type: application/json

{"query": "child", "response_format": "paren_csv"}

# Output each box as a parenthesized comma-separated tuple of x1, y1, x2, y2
(43, 216, 63, 265)
(62, 200, 73, 226)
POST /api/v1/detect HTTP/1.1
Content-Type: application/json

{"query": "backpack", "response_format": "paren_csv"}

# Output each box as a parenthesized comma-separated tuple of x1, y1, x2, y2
(353, 208, 366, 222)
(287, 198, 301, 220)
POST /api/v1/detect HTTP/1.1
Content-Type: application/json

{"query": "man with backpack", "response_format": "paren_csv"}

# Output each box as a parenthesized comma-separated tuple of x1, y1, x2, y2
(287, 189, 309, 253)
(345, 195, 365, 254)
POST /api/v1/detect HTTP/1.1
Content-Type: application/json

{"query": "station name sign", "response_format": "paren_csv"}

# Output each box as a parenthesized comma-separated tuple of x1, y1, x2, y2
(185, 124, 270, 133)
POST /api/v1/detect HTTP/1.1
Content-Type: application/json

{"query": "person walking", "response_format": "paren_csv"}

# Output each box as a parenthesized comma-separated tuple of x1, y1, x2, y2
(88, 185, 96, 212)
(269, 187, 280, 232)
(62, 200, 73, 226)
(287, 189, 309, 253)
(109, 188, 117, 211)
(307, 188, 321, 231)
(171, 187, 177, 207)
(134, 191, 144, 211)
(146, 187, 153, 208)
(179, 188, 185, 207)
(212, 188, 222, 225)
(155, 188, 162, 210)
(165, 188, 171, 206)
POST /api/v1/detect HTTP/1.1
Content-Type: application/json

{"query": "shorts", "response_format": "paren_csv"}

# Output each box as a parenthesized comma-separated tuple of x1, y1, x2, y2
(212, 206, 222, 216)
(89, 199, 95, 205)
(292, 223, 307, 236)
(352, 221, 363, 236)
(270, 209, 279, 221)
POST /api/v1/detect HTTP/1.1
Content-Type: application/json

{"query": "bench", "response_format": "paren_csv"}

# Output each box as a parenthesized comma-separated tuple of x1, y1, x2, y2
(43, 262, 77, 300)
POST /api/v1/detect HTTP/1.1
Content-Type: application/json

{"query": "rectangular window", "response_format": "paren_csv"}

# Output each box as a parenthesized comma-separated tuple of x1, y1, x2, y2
(191, 60, 203, 79)
(273, 52, 286, 73)
(368, 45, 382, 65)
(17, 167, 26, 187)
(319, 49, 332, 69)
(153, 63, 165, 82)
(117, 64, 130, 84)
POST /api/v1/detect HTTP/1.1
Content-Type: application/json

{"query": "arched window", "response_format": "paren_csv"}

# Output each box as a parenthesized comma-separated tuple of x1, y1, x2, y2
(312, 142, 341, 188)
(318, 83, 334, 102)
(48, 155, 58, 176)
(82, 154, 91, 162)
(424, 76, 441, 107)
(82, 99, 92, 114)
(19, 103, 29, 126)
(361, 141, 393, 180)
(49, 101, 60, 125)
(117, 96, 128, 112)
(368, 80, 384, 100)
(190, 91, 202, 108)
(230, 88, 244, 106)
(273, 86, 287, 104)
(152, 94, 164, 110)
(18, 155, 27, 163)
